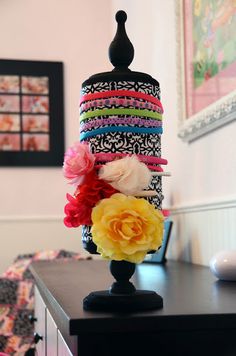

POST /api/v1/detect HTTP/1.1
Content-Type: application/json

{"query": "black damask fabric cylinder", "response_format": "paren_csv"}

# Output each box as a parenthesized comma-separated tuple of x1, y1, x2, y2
(79, 79, 164, 253)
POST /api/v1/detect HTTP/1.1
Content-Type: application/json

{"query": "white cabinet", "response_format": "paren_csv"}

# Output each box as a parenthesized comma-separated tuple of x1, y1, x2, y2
(34, 286, 73, 355)
(58, 329, 73, 356)
(46, 309, 58, 355)
(34, 287, 46, 356)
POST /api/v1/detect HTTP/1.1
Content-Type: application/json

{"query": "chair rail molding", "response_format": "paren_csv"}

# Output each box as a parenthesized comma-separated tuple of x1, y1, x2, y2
(167, 195, 236, 266)
(170, 196, 236, 214)
(0, 214, 63, 222)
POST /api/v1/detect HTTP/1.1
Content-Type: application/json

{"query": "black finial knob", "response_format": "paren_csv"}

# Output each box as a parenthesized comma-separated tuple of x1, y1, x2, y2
(115, 9, 127, 23)
(108, 10, 134, 71)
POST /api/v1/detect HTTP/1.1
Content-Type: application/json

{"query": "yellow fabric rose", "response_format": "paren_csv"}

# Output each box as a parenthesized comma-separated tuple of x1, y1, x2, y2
(91, 193, 164, 263)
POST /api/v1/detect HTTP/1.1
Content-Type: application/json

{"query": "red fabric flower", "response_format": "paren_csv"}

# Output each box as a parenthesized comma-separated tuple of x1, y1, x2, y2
(162, 209, 170, 218)
(64, 193, 92, 227)
(64, 170, 118, 228)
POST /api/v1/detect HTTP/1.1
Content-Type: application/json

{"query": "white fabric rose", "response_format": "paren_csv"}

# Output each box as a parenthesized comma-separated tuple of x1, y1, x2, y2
(98, 155, 152, 195)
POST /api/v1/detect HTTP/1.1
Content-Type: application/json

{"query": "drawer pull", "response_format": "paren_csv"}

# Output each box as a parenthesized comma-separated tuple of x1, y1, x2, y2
(29, 315, 37, 323)
(33, 332, 43, 344)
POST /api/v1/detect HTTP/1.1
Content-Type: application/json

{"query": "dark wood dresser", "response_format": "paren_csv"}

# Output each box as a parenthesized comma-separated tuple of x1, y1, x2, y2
(30, 259, 236, 356)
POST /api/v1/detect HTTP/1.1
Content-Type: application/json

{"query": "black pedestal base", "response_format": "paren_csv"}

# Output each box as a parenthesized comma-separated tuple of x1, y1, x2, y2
(83, 290, 163, 312)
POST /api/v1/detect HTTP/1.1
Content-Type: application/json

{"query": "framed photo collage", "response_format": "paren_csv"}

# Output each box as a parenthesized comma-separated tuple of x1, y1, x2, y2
(0, 60, 64, 166)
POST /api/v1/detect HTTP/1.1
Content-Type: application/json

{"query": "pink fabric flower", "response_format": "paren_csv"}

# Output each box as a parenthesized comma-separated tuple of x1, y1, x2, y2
(63, 142, 95, 185)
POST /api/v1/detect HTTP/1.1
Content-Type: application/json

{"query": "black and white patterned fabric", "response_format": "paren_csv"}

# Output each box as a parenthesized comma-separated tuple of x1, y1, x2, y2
(88, 132, 161, 156)
(81, 80, 160, 98)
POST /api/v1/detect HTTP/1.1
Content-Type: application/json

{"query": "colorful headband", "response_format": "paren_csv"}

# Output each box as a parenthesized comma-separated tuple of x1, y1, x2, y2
(80, 108, 162, 122)
(80, 117, 163, 133)
(133, 190, 158, 197)
(80, 89, 163, 111)
(94, 152, 168, 165)
(80, 97, 163, 114)
(151, 171, 171, 177)
(80, 126, 163, 141)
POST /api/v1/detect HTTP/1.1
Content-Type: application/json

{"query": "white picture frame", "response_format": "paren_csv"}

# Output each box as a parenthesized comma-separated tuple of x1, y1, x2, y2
(176, 0, 236, 143)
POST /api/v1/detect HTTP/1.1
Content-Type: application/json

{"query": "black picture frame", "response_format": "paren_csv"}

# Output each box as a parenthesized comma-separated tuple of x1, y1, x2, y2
(144, 220, 173, 264)
(0, 59, 64, 166)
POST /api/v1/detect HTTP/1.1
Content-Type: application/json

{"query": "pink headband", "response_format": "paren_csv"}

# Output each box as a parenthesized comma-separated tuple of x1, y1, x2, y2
(80, 90, 163, 111)
(80, 97, 163, 114)
(94, 152, 168, 165)
(80, 117, 163, 133)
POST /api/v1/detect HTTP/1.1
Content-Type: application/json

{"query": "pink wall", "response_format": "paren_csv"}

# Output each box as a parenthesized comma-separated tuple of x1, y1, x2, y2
(111, 0, 236, 207)
(0, 0, 112, 217)
(0, 0, 112, 272)
(111, 0, 236, 266)
(0, 0, 235, 270)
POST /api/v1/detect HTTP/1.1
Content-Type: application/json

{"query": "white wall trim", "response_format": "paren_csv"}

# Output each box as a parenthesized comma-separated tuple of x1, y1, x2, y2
(0, 215, 63, 222)
(0, 215, 87, 274)
(170, 196, 236, 214)
(168, 196, 236, 265)
(1, 196, 236, 220)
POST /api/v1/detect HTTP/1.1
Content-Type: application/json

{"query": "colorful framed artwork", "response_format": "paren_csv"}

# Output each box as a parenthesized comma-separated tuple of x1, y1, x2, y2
(0, 60, 64, 166)
(176, 0, 236, 142)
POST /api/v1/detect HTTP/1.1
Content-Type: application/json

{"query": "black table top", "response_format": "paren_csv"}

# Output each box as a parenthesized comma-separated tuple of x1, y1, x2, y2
(30, 259, 236, 336)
